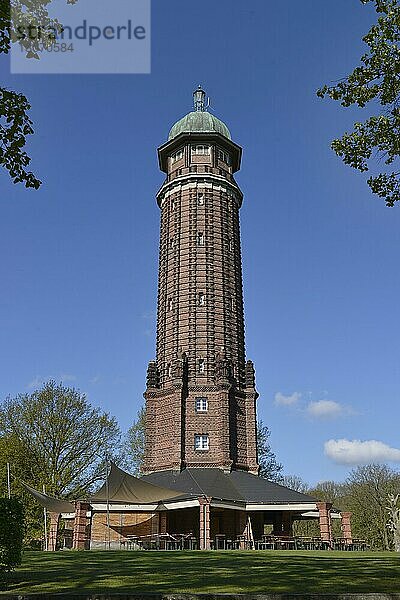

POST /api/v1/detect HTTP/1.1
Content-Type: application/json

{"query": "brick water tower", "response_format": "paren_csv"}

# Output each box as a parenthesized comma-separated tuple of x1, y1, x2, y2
(143, 87, 259, 475)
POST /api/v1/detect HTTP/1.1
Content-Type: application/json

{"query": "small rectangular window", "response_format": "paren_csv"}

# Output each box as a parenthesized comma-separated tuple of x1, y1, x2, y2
(198, 359, 205, 374)
(195, 397, 208, 412)
(167, 364, 172, 377)
(168, 298, 173, 311)
(197, 232, 204, 246)
(194, 434, 209, 451)
(218, 149, 231, 165)
(198, 292, 205, 306)
(192, 145, 210, 156)
(171, 149, 184, 163)
(198, 193, 204, 206)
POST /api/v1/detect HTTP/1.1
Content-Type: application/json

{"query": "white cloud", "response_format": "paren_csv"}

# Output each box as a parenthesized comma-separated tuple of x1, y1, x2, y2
(324, 438, 400, 465)
(60, 373, 76, 383)
(274, 391, 301, 406)
(307, 400, 344, 419)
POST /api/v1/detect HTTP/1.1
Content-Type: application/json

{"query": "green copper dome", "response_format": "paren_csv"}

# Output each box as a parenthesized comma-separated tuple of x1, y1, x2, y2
(168, 110, 232, 141)
(168, 86, 232, 141)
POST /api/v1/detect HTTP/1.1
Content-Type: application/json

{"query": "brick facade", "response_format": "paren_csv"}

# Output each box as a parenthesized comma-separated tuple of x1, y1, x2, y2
(143, 119, 259, 475)
(90, 511, 155, 549)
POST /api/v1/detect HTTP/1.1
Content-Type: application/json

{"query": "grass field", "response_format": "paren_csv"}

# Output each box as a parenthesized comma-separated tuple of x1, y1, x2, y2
(3, 550, 400, 595)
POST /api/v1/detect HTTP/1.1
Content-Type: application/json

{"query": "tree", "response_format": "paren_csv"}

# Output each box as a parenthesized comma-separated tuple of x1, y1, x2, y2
(282, 474, 309, 493)
(317, 0, 400, 206)
(0, 0, 74, 188)
(387, 493, 400, 551)
(0, 380, 121, 499)
(124, 407, 146, 475)
(345, 463, 400, 549)
(311, 480, 346, 505)
(0, 433, 44, 544)
(0, 498, 24, 582)
(257, 420, 283, 482)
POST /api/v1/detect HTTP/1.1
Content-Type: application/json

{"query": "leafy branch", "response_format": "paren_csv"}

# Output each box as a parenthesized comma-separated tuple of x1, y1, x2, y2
(318, 0, 400, 206)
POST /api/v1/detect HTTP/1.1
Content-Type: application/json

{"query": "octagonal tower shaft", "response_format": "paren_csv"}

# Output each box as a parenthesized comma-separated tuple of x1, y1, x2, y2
(143, 98, 259, 474)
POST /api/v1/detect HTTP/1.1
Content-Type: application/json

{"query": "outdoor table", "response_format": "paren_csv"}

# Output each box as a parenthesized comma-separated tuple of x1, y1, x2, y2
(125, 536, 143, 550)
(214, 534, 226, 549)
(332, 538, 347, 551)
(183, 536, 198, 550)
(312, 538, 330, 550)
(256, 535, 276, 550)
(275, 537, 296, 550)
(294, 537, 314, 550)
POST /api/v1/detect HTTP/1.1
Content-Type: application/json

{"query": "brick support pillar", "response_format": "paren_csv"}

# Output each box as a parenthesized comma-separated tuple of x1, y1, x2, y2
(316, 502, 333, 544)
(160, 511, 167, 534)
(47, 512, 60, 552)
(199, 497, 211, 550)
(72, 502, 91, 550)
(341, 511, 352, 544)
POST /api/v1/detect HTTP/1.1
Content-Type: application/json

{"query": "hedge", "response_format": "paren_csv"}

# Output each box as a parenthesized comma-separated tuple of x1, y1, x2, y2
(0, 497, 24, 576)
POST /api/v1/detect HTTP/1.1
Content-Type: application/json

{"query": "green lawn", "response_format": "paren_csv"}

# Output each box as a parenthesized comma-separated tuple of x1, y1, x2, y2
(4, 550, 400, 595)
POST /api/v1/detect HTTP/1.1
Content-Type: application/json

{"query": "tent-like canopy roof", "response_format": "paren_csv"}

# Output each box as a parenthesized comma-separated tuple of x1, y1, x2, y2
(22, 483, 75, 513)
(23, 463, 186, 512)
(90, 462, 185, 504)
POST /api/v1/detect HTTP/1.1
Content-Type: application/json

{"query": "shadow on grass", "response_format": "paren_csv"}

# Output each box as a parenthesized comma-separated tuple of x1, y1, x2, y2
(4, 551, 400, 595)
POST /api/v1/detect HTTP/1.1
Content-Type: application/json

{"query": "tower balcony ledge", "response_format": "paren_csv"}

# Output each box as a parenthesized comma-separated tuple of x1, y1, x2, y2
(156, 172, 243, 208)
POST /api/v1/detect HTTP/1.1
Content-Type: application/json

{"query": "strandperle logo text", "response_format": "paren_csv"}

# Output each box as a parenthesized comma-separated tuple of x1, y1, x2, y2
(17, 19, 147, 47)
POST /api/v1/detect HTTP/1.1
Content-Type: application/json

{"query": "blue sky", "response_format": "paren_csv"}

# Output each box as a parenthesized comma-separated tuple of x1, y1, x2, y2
(1, 0, 400, 486)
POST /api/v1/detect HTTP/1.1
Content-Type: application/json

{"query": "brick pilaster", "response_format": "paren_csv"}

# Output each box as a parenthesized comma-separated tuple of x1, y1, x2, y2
(47, 512, 60, 552)
(341, 511, 352, 544)
(316, 502, 333, 544)
(72, 502, 91, 550)
(199, 497, 211, 550)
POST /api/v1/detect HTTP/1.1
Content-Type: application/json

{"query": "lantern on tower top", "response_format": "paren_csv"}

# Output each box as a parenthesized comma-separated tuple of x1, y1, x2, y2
(193, 85, 207, 111)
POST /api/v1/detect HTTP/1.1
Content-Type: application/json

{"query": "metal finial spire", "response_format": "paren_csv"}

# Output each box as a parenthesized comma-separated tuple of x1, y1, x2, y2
(193, 85, 206, 112)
